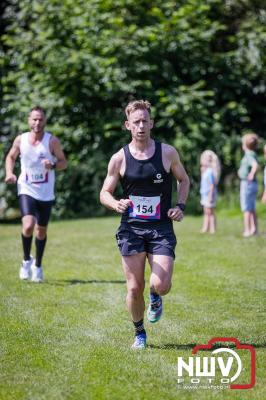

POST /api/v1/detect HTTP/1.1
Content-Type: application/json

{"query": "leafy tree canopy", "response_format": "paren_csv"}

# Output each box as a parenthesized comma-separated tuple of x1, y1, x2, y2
(1, 0, 266, 217)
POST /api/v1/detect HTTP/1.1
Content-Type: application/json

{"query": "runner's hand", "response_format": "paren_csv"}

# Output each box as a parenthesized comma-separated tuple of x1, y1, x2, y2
(41, 159, 54, 169)
(115, 199, 131, 214)
(5, 174, 17, 184)
(167, 207, 184, 222)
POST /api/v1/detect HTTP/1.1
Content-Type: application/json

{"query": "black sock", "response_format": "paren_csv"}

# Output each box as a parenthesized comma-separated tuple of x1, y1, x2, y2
(35, 237, 47, 267)
(133, 319, 146, 336)
(21, 234, 32, 261)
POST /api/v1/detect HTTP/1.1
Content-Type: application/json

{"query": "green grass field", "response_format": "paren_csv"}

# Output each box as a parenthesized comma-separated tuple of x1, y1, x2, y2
(0, 214, 265, 400)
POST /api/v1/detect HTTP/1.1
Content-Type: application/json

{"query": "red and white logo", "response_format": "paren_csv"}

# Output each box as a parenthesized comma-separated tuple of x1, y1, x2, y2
(177, 337, 256, 390)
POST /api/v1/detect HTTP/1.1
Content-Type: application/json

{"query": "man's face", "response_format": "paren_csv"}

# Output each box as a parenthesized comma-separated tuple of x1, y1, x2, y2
(28, 110, 46, 134)
(125, 109, 153, 141)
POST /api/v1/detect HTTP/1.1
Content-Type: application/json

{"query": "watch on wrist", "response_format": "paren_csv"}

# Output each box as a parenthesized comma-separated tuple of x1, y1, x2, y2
(176, 203, 186, 212)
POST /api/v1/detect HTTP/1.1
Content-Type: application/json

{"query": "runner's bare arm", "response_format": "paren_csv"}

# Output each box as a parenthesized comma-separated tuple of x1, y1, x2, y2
(43, 136, 67, 170)
(166, 145, 190, 221)
(170, 147, 190, 203)
(100, 151, 131, 213)
(5, 136, 21, 184)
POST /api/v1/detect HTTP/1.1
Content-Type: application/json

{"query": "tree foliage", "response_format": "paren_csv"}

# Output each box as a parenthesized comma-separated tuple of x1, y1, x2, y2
(1, 0, 266, 217)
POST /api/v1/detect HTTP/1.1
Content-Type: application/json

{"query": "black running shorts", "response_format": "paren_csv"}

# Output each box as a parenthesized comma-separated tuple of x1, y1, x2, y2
(19, 194, 54, 227)
(116, 222, 177, 259)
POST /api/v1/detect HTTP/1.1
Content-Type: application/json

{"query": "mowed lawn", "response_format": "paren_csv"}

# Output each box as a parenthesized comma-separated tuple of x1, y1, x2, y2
(0, 214, 265, 400)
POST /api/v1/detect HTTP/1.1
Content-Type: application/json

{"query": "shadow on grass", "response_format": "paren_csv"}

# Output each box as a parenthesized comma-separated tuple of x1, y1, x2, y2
(148, 343, 196, 350)
(148, 342, 266, 350)
(46, 279, 126, 286)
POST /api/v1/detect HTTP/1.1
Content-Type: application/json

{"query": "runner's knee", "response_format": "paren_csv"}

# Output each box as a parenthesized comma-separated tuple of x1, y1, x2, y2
(152, 280, 172, 296)
(35, 225, 47, 240)
(22, 221, 35, 236)
(127, 282, 145, 299)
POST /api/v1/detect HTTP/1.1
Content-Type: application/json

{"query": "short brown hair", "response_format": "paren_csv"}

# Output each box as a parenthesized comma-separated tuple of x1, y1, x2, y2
(29, 106, 46, 116)
(242, 133, 258, 151)
(125, 100, 151, 119)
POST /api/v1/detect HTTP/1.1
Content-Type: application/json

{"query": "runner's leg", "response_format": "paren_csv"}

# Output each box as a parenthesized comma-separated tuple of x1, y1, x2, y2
(122, 252, 146, 322)
(148, 254, 174, 296)
(19, 195, 36, 260)
(34, 200, 53, 267)
(21, 215, 35, 259)
(35, 225, 48, 267)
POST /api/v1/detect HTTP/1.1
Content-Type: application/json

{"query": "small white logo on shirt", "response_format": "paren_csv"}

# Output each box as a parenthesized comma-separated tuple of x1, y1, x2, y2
(154, 173, 163, 183)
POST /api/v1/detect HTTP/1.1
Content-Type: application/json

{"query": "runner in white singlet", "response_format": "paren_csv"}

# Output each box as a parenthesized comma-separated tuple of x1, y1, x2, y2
(5, 106, 67, 282)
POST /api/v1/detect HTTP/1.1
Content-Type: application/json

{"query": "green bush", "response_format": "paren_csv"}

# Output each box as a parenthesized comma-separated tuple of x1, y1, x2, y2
(1, 0, 266, 218)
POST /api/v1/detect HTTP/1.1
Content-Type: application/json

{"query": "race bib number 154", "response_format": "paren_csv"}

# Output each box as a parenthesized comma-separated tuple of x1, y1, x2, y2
(128, 195, 161, 220)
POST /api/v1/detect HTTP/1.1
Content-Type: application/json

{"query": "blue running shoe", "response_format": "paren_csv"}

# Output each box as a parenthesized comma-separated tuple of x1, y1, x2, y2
(131, 333, 147, 349)
(147, 296, 163, 323)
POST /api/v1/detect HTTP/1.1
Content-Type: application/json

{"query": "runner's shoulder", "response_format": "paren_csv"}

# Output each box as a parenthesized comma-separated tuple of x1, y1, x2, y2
(111, 148, 124, 162)
(109, 148, 124, 171)
(48, 134, 63, 153)
(49, 134, 60, 145)
(161, 143, 179, 159)
(13, 134, 22, 148)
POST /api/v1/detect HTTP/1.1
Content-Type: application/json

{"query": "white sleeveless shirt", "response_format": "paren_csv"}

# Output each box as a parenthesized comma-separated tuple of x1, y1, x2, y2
(17, 132, 55, 201)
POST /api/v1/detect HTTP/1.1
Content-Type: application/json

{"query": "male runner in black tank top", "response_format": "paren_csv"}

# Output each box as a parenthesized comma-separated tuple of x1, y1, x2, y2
(100, 100, 190, 349)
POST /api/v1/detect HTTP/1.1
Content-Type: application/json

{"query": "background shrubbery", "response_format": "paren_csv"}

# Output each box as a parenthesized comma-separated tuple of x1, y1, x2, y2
(1, 0, 266, 218)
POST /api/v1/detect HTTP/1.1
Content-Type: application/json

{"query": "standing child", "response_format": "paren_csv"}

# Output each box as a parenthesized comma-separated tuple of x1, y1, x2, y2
(238, 133, 259, 237)
(261, 144, 266, 204)
(200, 150, 221, 234)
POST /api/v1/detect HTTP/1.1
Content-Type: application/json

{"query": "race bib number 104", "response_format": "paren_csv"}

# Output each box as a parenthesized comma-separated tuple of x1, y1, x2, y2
(128, 195, 161, 220)
(26, 167, 48, 184)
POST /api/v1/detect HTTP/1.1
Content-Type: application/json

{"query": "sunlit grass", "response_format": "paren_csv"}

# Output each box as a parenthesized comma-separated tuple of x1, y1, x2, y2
(0, 214, 265, 399)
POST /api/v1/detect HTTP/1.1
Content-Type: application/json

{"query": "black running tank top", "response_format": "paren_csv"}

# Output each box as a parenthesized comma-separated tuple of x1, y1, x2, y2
(120, 141, 173, 224)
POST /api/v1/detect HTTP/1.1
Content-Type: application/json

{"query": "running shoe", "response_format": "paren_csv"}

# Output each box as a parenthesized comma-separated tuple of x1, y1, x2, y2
(147, 296, 163, 323)
(19, 256, 33, 280)
(131, 333, 147, 349)
(31, 264, 43, 283)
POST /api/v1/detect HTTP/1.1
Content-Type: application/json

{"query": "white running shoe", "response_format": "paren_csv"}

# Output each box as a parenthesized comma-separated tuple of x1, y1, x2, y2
(19, 256, 34, 280)
(131, 334, 147, 349)
(31, 264, 43, 283)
